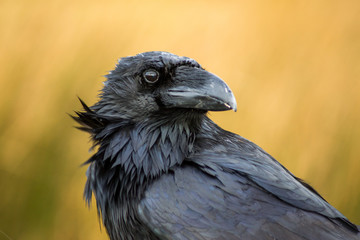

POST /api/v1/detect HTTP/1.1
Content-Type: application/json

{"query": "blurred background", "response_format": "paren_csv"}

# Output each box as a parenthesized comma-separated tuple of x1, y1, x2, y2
(0, 0, 359, 239)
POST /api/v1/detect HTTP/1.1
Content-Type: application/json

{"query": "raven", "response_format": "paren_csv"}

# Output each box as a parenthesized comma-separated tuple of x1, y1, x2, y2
(73, 51, 360, 240)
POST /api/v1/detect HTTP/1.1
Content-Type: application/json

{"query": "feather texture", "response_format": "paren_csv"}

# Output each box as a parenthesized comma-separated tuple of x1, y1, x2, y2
(73, 52, 359, 240)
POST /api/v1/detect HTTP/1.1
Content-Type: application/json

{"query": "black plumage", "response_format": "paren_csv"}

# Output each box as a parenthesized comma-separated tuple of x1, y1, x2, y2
(73, 51, 360, 240)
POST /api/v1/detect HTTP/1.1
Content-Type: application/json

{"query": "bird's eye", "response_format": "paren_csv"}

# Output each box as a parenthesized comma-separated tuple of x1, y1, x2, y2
(143, 69, 160, 83)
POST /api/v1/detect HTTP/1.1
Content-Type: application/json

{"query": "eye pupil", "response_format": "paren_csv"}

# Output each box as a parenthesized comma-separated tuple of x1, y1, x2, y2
(143, 69, 159, 83)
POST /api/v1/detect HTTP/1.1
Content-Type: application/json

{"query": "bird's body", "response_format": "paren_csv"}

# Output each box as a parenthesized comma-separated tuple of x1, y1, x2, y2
(74, 51, 359, 240)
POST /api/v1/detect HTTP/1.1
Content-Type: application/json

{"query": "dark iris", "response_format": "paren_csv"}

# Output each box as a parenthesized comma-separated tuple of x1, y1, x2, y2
(143, 69, 160, 83)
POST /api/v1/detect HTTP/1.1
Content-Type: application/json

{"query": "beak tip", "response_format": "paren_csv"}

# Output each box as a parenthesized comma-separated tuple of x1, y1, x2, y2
(228, 94, 237, 112)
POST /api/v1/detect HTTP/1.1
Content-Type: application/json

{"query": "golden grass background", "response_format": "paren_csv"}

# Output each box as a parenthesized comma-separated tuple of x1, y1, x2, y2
(0, 0, 359, 239)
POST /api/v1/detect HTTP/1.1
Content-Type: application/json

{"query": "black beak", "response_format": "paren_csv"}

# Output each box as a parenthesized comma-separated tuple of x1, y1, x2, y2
(161, 66, 237, 112)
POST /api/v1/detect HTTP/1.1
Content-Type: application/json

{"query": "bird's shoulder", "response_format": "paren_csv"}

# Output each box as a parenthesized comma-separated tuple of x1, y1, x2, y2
(138, 163, 359, 240)
(138, 164, 294, 240)
(191, 118, 357, 231)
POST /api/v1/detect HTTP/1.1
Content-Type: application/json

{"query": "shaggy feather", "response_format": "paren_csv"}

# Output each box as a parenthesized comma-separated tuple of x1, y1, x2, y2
(73, 51, 359, 240)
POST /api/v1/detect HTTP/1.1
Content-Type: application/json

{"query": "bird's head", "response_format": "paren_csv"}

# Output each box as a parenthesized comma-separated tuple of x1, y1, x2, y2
(93, 51, 237, 121)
